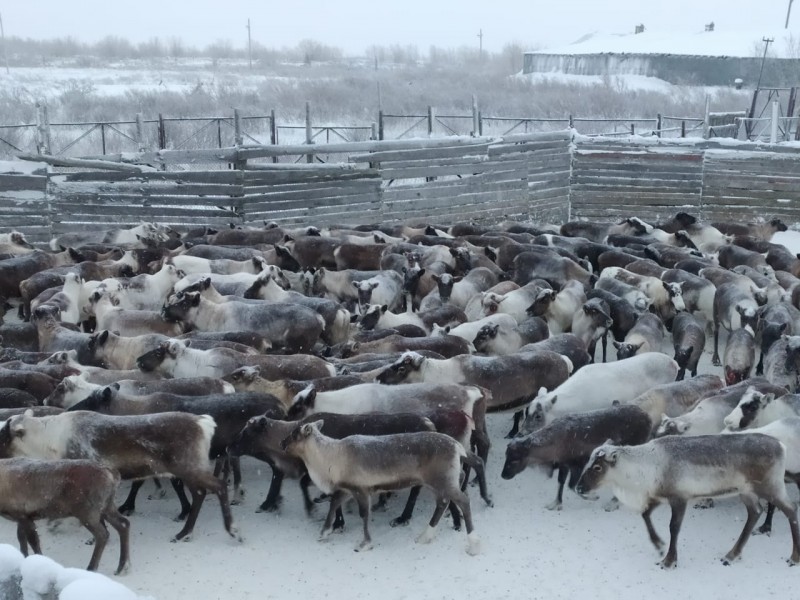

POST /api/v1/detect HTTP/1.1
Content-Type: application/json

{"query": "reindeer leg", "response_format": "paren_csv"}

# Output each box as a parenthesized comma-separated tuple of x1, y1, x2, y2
(722, 493, 760, 565)
(660, 499, 686, 569)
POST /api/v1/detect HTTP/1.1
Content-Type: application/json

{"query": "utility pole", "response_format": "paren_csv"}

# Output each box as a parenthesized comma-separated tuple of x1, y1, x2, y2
(246, 18, 252, 69)
(0, 11, 9, 75)
(788, 0, 795, 28)
(747, 36, 774, 139)
(756, 36, 774, 92)
(477, 29, 483, 60)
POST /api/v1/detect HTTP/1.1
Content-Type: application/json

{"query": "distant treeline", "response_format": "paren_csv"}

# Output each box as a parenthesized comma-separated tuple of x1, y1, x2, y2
(2, 35, 529, 72)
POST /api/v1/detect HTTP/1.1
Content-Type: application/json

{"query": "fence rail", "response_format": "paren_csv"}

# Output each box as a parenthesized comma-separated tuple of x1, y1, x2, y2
(1, 101, 747, 162)
(3, 131, 800, 245)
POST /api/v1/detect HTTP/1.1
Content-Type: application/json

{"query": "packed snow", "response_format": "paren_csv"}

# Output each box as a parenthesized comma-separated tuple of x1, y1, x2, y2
(0, 548, 152, 600)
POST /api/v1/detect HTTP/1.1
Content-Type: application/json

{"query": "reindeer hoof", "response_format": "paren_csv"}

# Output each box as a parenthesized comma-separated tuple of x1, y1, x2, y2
(466, 532, 481, 556)
(390, 517, 410, 528)
(545, 501, 563, 511)
(416, 526, 436, 545)
(659, 559, 676, 570)
(712, 357, 721, 367)
(787, 557, 799, 566)
(754, 525, 772, 536)
(354, 541, 373, 552)
(603, 499, 620, 512)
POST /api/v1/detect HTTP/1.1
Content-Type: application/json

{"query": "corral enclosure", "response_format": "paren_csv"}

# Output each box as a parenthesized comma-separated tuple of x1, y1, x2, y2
(2, 132, 800, 246)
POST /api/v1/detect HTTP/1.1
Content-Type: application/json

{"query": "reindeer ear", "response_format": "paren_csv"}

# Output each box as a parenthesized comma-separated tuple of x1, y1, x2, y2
(191, 293, 201, 307)
(607, 451, 619, 465)
(98, 330, 109, 345)
(763, 393, 775, 404)
(10, 418, 25, 438)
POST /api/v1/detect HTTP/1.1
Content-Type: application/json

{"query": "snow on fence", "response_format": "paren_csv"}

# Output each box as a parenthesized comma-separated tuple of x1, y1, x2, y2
(3, 132, 800, 243)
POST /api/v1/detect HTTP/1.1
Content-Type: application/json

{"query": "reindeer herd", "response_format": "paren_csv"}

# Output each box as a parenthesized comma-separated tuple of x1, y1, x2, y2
(0, 212, 799, 575)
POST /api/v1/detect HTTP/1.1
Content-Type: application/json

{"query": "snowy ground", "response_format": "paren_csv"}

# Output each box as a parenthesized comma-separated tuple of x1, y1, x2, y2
(0, 329, 798, 600)
(1, 234, 800, 599)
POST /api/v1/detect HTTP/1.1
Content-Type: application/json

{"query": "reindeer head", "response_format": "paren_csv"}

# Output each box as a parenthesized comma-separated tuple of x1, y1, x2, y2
(223, 366, 261, 388)
(472, 323, 500, 353)
(575, 444, 619, 496)
(162, 291, 201, 322)
(723, 387, 772, 431)
(376, 351, 426, 384)
(280, 419, 324, 453)
(136, 339, 187, 372)
(500, 435, 536, 480)
(654, 414, 689, 437)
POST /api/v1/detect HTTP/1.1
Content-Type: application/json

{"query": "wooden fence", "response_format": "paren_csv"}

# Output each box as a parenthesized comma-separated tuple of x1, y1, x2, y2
(3, 132, 800, 246)
(568, 137, 800, 223)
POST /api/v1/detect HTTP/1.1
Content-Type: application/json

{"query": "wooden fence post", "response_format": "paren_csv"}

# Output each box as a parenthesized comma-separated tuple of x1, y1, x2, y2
(630, 123, 635, 135)
(305, 102, 313, 163)
(656, 113, 662, 137)
(35, 103, 52, 155)
(478, 110, 483, 136)
(157, 114, 167, 149)
(471, 94, 479, 137)
(100, 123, 106, 154)
(702, 95, 711, 139)
(233, 109, 247, 170)
(770, 100, 780, 143)
(34, 103, 45, 155)
(681, 120, 686, 138)
(135, 113, 146, 152)
(270, 109, 278, 163)
(42, 104, 52, 155)
(370, 122, 378, 141)
(378, 110, 385, 140)
(568, 114, 574, 129)
(234, 108, 243, 146)
(427, 105, 435, 137)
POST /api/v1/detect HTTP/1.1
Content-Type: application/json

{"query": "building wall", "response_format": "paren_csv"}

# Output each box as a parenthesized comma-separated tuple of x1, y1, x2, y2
(523, 53, 800, 86)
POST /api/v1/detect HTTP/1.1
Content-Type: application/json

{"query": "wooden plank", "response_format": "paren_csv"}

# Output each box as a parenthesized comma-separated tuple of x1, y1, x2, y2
(571, 183, 703, 194)
(245, 178, 380, 196)
(63, 170, 242, 184)
(383, 180, 526, 202)
(50, 206, 240, 220)
(0, 174, 47, 192)
(349, 143, 492, 163)
(571, 194, 700, 206)
(49, 192, 245, 207)
(244, 185, 380, 204)
(52, 182, 244, 197)
(384, 191, 528, 215)
(701, 188, 800, 202)
(245, 194, 381, 214)
(379, 161, 525, 180)
(488, 141, 571, 156)
(243, 170, 379, 185)
(500, 131, 573, 144)
(703, 177, 800, 193)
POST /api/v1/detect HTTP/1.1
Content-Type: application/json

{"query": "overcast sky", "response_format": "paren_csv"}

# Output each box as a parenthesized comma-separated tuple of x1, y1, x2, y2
(1, 1, 793, 53)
